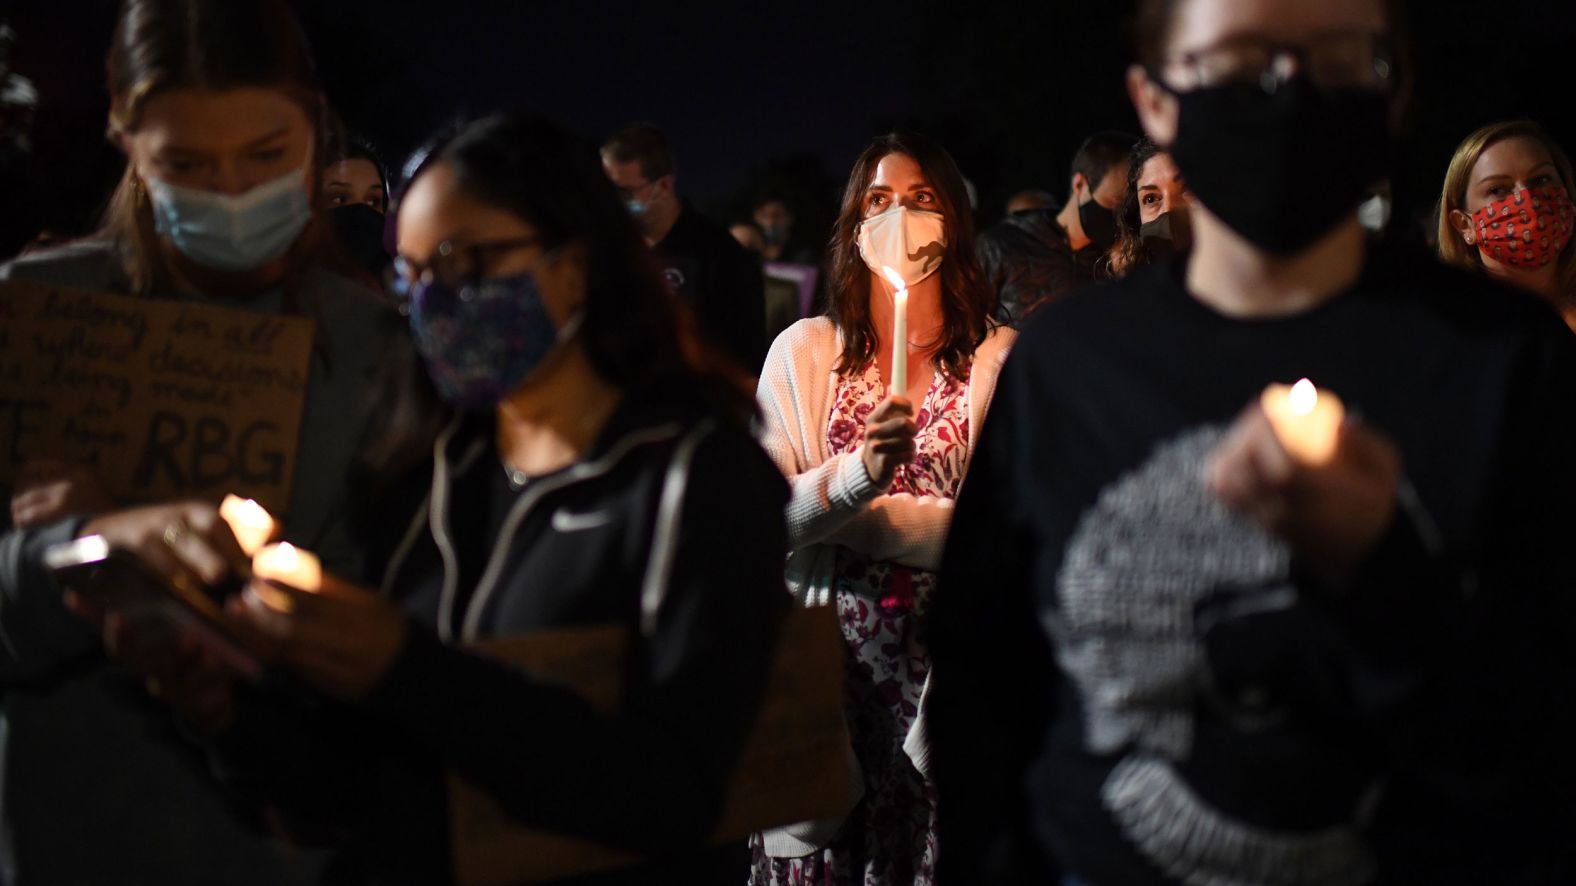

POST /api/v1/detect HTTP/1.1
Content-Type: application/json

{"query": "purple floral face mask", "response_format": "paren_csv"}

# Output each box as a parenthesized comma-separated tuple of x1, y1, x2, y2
(407, 271, 580, 411)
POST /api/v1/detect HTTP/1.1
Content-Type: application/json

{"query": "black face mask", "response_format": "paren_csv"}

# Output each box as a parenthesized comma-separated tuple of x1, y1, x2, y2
(1078, 190, 1119, 252)
(331, 203, 390, 275)
(1164, 76, 1389, 255)
(1139, 210, 1193, 262)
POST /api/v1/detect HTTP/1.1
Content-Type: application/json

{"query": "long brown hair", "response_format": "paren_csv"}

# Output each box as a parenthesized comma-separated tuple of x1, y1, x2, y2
(100, 0, 332, 296)
(827, 131, 996, 381)
(1437, 119, 1576, 298)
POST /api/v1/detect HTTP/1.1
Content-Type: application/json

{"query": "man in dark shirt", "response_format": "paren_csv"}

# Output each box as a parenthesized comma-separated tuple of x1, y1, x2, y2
(601, 124, 766, 374)
(977, 131, 1135, 325)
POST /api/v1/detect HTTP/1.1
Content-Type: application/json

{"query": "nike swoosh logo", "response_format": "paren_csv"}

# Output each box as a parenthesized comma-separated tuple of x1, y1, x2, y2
(551, 508, 614, 532)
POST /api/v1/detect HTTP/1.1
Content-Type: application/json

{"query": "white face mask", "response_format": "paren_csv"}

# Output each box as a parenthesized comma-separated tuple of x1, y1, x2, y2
(147, 165, 313, 272)
(856, 204, 946, 287)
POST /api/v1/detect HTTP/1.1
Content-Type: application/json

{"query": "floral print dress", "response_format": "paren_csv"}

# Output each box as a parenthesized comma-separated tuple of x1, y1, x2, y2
(750, 362, 970, 886)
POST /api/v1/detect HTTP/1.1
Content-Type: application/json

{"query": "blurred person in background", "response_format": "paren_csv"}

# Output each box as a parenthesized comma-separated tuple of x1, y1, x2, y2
(0, 1, 396, 882)
(1106, 138, 1193, 277)
(321, 131, 391, 281)
(602, 123, 767, 373)
(976, 131, 1136, 325)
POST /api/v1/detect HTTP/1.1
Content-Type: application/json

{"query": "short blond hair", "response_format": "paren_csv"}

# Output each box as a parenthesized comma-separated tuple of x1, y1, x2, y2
(1437, 119, 1576, 296)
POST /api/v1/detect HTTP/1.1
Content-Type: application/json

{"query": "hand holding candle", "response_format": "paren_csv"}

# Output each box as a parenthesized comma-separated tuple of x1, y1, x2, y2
(1260, 378, 1345, 465)
(881, 266, 909, 396)
(1209, 377, 1401, 576)
(235, 540, 408, 700)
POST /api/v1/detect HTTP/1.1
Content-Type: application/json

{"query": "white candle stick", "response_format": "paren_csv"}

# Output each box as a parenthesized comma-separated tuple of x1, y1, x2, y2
(1260, 378, 1345, 465)
(881, 266, 908, 396)
(252, 542, 322, 593)
(219, 495, 275, 557)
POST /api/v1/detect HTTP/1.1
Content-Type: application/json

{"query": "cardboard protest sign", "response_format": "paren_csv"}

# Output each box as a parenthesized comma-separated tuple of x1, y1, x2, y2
(450, 604, 857, 886)
(0, 280, 315, 516)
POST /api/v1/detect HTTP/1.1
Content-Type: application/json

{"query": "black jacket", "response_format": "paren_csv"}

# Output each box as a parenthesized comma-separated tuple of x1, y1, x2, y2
(656, 204, 768, 374)
(217, 385, 791, 885)
(976, 209, 1100, 327)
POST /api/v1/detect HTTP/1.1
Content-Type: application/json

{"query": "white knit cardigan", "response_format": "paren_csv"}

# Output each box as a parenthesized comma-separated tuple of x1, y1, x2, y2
(754, 315, 1015, 856)
(758, 316, 1016, 601)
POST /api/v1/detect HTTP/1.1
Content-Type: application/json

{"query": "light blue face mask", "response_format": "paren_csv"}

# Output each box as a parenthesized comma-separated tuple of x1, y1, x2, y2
(147, 167, 313, 272)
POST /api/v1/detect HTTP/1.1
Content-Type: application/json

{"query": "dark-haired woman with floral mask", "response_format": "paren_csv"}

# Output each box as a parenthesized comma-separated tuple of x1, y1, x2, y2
(0, 1, 394, 882)
(76, 112, 791, 886)
(749, 131, 1013, 885)
(931, 0, 1576, 883)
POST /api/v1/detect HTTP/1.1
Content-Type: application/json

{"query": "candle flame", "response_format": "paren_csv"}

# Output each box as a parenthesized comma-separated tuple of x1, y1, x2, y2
(271, 542, 302, 569)
(253, 541, 323, 594)
(222, 491, 271, 526)
(1288, 378, 1318, 415)
(880, 266, 907, 292)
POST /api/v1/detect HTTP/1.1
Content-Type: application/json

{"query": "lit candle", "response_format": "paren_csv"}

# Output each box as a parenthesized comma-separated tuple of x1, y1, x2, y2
(1260, 378, 1345, 465)
(219, 495, 275, 557)
(251, 542, 322, 593)
(881, 266, 908, 396)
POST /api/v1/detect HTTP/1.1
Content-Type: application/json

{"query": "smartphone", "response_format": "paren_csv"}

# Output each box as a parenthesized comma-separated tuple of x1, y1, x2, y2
(44, 534, 264, 680)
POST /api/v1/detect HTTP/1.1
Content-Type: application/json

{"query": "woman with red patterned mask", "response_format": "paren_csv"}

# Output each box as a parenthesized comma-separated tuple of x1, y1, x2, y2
(1440, 120, 1576, 326)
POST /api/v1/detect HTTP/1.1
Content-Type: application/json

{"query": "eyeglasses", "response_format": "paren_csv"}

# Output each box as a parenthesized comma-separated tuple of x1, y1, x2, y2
(613, 179, 661, 202)
(388, 236, 539, 306)
(1156, 30, 1393, 94)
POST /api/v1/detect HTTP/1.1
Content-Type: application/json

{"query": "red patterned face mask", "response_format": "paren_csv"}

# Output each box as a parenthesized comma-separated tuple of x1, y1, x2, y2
(1471, 185, 1576, 269)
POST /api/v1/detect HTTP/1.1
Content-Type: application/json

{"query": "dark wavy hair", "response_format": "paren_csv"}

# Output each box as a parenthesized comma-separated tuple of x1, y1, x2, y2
(826, 131, 996, 381)
(1106, 138, 1164, 278)
(363, 113, 753, 479)
(323, 129, 388, 198)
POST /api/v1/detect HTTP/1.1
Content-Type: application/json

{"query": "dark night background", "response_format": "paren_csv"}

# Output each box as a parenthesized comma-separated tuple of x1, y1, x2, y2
(2, 0, 1574, 259)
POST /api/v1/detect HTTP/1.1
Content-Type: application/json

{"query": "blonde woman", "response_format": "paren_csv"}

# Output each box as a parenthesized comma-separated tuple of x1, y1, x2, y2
(1439, 119, 1576, 327)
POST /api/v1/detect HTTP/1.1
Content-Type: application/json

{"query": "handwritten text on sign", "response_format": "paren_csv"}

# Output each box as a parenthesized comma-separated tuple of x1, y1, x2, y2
(0, 280, 315, 516)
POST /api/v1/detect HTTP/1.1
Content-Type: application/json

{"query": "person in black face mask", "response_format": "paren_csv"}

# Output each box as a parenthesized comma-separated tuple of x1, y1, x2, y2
(321, 133, 393, 282)
(1107, 138, 1193, 277)
(929, 0, 1576, 884)
(976, 130, 1135, 325)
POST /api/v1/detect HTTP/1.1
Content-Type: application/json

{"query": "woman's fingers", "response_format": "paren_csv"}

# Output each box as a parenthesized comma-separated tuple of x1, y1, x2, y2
(237, 579, 364, 645)
(1335, 419, 1401, 480)
(159, 523, 231, 587)
(10, 487, 56, 527)
(180, 504, 252, 575)
(866, 416, 918, 444)
(230, 580, 406, 699)
(868, 396, 914, 424)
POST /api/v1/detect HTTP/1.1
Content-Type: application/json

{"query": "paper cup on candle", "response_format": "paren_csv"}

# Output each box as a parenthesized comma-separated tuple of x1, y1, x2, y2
(1260, 378, 1345, 465)
(219, 495, 276, 557)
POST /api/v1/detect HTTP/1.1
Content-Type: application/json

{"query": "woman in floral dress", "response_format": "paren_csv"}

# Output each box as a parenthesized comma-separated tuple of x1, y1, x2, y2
(751, 131, 1015, 885)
